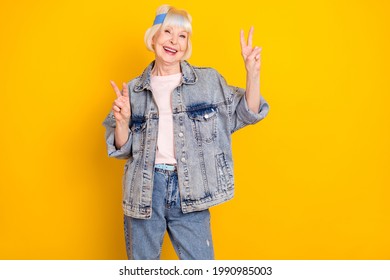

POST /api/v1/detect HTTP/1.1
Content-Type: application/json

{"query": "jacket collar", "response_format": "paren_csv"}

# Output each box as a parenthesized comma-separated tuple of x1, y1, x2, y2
(134, 60, 198, 92)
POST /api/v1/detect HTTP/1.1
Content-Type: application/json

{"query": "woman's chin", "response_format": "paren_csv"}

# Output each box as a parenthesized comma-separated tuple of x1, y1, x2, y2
(156, 54, 184, 65)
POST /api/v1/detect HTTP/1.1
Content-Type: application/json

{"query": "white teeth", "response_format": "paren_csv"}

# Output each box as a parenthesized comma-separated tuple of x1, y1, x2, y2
(163, 47, 177, 53)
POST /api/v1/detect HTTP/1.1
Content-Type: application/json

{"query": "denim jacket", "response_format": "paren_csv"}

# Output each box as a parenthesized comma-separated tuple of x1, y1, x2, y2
(103, 60, 269, 219)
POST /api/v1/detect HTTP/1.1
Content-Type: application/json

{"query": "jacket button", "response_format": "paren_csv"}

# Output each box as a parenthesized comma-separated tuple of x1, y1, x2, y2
(178, 132, 184, 137)
(183, 181, 189, 186)
(181, 157, 186, 163)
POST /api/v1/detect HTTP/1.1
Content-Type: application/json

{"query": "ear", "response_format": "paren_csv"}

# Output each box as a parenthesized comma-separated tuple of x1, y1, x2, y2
(149, 35, 156, 51)
(151, 39, 155, 50)
(151, 33, 157, 45)
(150, 27, 161, 51)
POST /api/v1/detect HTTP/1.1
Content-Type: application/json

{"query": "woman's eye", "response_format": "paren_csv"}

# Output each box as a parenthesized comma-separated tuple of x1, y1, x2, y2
(180, 35, 186, 38)
(164, 30, 170, 33)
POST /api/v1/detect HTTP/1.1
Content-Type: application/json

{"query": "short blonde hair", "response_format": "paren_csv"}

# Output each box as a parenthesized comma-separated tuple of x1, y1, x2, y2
(144, 5, 193, 61)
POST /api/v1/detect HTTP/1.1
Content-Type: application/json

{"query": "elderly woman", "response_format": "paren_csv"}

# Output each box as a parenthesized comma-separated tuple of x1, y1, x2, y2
(103, 4, 269, 260)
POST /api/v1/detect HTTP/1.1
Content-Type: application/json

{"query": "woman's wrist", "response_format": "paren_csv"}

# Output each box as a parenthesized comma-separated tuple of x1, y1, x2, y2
(245, 67, 260, 80)
(116, 119, 130, 129)
(246, 72, 260, 90)
(114, 124, 130, 149)
(245, 71, 261, 113)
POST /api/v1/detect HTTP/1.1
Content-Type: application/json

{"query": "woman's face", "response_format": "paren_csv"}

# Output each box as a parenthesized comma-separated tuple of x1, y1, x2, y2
(152, 25, 188, 64)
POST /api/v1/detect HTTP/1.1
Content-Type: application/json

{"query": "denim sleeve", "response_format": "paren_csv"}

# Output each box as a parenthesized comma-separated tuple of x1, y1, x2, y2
(102, 111, 133, 160)
(217, 73, 270, 133)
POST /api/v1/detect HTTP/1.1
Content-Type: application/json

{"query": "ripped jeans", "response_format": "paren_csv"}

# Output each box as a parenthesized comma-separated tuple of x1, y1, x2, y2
(124, 166, 214, 260)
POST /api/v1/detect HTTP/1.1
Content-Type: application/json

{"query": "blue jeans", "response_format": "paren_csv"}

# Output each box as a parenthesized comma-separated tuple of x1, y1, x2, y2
(124, 166, 214, 260)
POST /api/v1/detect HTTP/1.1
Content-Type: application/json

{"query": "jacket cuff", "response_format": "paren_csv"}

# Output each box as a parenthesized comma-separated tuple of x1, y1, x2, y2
(106, 129, 132, 158)
(236, 88, 270, 124)
(103, 111, 132, 159)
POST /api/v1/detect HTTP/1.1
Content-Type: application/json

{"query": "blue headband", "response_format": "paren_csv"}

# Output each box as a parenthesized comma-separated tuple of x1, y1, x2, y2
(153, 13, 167, 25)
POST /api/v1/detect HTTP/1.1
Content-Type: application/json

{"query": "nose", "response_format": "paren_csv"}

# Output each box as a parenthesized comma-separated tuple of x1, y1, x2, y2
(170, 35, 178, 45)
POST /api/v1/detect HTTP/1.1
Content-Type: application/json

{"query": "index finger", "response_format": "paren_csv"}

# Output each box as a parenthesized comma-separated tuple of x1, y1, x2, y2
(110, 80, 122, 98)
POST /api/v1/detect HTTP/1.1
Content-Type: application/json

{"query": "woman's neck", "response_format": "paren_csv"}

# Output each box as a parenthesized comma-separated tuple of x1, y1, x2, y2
(152, 59, 181, 76)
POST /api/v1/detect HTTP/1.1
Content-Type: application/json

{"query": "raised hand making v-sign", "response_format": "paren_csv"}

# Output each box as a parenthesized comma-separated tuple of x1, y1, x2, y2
(240, 26, 262, 114)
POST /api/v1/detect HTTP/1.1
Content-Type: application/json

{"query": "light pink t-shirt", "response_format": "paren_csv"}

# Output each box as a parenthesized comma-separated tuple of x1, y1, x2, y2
(150, 73, 181, 164)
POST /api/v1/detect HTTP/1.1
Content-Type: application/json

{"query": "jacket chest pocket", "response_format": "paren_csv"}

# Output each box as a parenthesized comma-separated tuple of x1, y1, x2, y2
(187, 105, 218, 144)
(130, 116, 147, 153)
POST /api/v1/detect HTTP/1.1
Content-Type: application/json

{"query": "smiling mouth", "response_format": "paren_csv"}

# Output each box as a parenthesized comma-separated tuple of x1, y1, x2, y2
(163, 46, 178, 54)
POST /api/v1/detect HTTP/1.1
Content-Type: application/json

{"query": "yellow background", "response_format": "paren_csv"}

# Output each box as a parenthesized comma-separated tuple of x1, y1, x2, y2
(1, 0, 389, 259)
